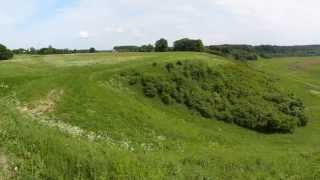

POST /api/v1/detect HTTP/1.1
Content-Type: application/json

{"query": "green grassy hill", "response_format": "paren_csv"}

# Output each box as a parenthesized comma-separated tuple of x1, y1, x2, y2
(0, 52, 319, 179)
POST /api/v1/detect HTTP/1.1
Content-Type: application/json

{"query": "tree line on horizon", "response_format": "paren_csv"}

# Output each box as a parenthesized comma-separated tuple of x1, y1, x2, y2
(114, 38, 204, 53)
(11, 46, 97, 55)
(207, 44, 320, 60)
(2, 39, 320, 61)
(113, 38, 320, 61)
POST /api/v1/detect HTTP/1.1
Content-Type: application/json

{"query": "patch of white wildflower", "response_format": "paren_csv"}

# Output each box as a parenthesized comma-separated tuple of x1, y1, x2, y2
(0, 82, 9, 89)
(99, 76, 133, 94)
(2, 90, 172, 153)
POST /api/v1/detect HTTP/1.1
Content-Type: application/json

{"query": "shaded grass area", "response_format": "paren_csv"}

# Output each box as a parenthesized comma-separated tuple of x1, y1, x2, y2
(0, 53, 319, 179)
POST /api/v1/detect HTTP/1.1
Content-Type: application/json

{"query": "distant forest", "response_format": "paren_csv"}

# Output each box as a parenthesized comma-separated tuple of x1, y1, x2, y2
(2, 39, 320, 61)
(207, 44, 320, 60)
(11, 46, 97, 55)
(113, 39, 320, 61)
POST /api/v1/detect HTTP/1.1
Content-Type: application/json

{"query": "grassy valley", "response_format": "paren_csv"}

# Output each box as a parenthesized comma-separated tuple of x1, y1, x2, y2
(0, 52, 319, 179)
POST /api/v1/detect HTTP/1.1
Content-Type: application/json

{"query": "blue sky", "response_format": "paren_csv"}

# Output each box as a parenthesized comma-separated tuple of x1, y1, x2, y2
(30, 0, 77, 23)
(16, 0, 77, 30)
(1, 0, 320, 49)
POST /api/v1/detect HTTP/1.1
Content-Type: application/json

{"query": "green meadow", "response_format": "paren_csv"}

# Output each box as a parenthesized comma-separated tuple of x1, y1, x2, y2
(0, 52, 319, 179)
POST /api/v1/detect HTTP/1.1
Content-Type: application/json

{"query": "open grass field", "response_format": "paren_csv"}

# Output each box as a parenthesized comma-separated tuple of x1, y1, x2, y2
(0, 52, 319, 179)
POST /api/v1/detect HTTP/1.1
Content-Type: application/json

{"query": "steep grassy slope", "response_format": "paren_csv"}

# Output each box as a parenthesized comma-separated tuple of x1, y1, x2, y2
(0, 53, 319, 179)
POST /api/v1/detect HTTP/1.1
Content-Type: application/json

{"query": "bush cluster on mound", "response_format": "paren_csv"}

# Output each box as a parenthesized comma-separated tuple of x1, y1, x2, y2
(125, 60, 307, 133)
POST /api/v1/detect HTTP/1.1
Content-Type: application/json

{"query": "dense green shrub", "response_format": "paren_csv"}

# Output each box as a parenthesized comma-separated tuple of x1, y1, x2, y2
(0, 44, 13, 60)
(125, 60, 307, 133)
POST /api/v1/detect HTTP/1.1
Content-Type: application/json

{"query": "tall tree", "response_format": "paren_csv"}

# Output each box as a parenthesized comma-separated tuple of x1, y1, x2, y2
(0, 44, 13, 60)
(89, 47, 96, 53)
(29, 47, 36, 54)
(155, 38, 168, 52)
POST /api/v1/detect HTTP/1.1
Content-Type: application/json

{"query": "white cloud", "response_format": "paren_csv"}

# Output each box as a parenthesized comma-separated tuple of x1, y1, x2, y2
(79, 31, 89, 39)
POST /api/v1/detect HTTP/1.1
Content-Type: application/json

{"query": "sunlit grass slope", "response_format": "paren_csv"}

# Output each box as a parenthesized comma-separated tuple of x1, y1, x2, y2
(0, 52, 319, 179)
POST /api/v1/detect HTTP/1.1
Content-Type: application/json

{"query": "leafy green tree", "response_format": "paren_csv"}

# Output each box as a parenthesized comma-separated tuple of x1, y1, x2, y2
(47, 45, 55, 54)
(89, 47, 96, 53)
(139, 44, 154, 52)
(29, 47, 37, 54)
(173, 38, 204, 52)
(155, 39, 168, 52)
(0, 44, 13, 60)
(39, 45, 56, 55)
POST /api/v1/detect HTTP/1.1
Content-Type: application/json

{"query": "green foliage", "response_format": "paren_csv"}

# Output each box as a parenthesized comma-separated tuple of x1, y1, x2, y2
(89, 47, 96, 53)
(207, 45, 258, 61)
(255, 45, 320, 57)
(233, 51, 258, 61)
(207, 44, 320, 59)
(127, 60, 307, 133)
(113, 45, 154, 52)
(114, 46, 141, 52)
(139, 44, 154, 52)
(0, 44, 13, 60)
(155, 39, 169, 52)
(12, 48, 28, 54)
(173, 38, 204, 52)
(38, 45, 55, 54)
(13, 46, 98, 55)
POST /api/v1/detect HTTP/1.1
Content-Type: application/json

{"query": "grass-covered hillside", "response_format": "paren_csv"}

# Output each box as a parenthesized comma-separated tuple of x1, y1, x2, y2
(0, 52, 319, 179)
(124, 60, 307, 133)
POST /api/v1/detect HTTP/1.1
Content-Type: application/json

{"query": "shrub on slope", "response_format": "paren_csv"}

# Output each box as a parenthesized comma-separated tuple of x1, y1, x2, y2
(125, 60, 307, 133)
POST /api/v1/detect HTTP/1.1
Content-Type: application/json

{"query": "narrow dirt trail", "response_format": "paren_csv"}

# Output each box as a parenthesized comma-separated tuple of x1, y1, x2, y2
(0, 152, 10, 179)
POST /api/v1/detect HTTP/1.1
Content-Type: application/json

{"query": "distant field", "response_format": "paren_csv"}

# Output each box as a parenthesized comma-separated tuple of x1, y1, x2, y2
(0, 53, 319, 179)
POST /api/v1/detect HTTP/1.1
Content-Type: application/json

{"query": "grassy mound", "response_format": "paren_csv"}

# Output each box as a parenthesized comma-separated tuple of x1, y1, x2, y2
(125, 60, 307, 133)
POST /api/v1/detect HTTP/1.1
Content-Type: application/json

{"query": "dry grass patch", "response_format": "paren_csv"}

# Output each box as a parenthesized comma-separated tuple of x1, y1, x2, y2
(18, 89, 64, 116)
(288, 60, 320, 71)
